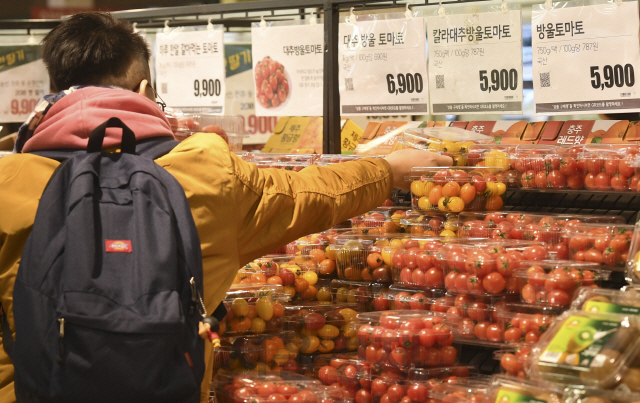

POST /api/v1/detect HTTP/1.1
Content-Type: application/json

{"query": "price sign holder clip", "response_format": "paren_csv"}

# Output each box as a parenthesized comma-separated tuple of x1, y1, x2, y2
(163, 20, 171, 35)
(544, 0, 553, 11)
(348, 7, 357, 23)
(615, 0, 623, 6)
(259, 15, 267, 29)
(309, 11, 318, 25)
(405, 3, 413, 19)
(438, 1, 446, 18)
(501, 0, 509, 13)
(207, 18, 214, 31)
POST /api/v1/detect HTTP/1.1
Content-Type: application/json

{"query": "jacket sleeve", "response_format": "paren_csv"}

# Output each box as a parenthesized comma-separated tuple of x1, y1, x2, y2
(229, 152, 394, 264)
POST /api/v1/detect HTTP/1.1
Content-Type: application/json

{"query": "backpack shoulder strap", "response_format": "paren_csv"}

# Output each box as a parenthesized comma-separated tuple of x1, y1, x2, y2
(28, 136, 179, 162)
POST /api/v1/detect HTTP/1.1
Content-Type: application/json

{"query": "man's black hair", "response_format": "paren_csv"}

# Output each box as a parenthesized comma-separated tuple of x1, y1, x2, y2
(42, 13, 150, 92)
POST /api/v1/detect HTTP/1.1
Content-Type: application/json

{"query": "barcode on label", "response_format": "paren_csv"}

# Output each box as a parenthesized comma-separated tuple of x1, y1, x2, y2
(411, 98, 420, 102)
(540, 351, 562, 363)
(345, 78, 354, 91)
(161, 83, 168, 94)
(504, 96, 514, 100)
(540, 72, 551, 88)
(621, 92, 631, 97)
(436, 75, 445, 89)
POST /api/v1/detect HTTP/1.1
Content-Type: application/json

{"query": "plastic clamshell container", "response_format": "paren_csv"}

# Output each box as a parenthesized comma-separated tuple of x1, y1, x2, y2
(486, 375, 563, 403)
(286, 233, 330, 256)
(409, 166, 506, 213)
(627, 220, 640, 284)
(284, 302, 361, 355)
(565, 223, 634, 269)
(494, 345, 533, 378)
(221, 284, 289, 336)
(529, 310, 640, 389)
(458, 211, 625, 242)
(399, 214, 459, 237)
(514, 260, 608, 308)
(571, 287, 640, 315)
(212, 371, 325, 403)
(402, 127, 495, 152)
(390, 237, 451, 290)
(169, 111, 245, 150)
(349, 213, 403, 234)
(384, 285, 442, 311)
(316, 154, 384, 164)
(426, 378, 490, 403)
(332, 237, 393, 283)
(355, 310, 457, 370)
(513, 144, 581, 190)
(580, 144, 640, 192)
(311, 356, 372, 396)
(330, 279, 389, 312)
(467, 144, 518, 172)
(213, 331, 297, 372)
(563, 387, 640, 403)
(437, 240, 548, 296)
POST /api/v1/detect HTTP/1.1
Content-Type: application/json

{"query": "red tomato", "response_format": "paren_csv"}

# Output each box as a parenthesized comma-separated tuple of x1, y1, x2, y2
(504, 327, 523, 343)
(474, 321, 490, 340)
(486, 324, 504, 343)
(605, 159, 620, 175)
(424, 348, 442, 367)
(584, 249, 603, 264)
(278, 385, 299, 397)
(547, 170, 567, 189)
(441, 346, 457, 366)
(419, 328, 436, 348)
(318, 367, 339, 385)
(611, 174, 629, 192)
(371, 379, 388, 397)
(387, 385, 405, 403)
(355, 390, 372, 403)
(455, 273, 469, 292)
(521, 284, 537, 304)
(620, 156, 635, 177)
(373, 295, 390, 311)
(547, 289, 570, 307)
(425, 268, 444, 288)
(584, 173, 597, 190)
(567, 173, 585, 190)
(560, 157, 578, 175)
(466, 276, 485, 294)
(406, 384, 429, 403)
(534, 171, 548, 188)
(595, 172, 611, 190)
(468, 302, 489, 322)
(482, 272, 506, 294)
(603, 248, 621, 266)
(522, 245, 547, 261)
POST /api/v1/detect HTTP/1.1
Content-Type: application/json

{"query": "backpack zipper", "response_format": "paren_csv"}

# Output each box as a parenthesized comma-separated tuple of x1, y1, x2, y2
(190, 277, 207, 317)
(57, 317, 65, 363)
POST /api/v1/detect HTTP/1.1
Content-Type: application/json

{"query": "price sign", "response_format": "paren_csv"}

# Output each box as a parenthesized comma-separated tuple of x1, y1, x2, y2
(251, 22, 324, 117)
(427, 7, 524, 114)
(0, 45, 49, 123)
(339, 15, 429, 116)
(532, 0, 640, 114)
(155, 28, 225, 113)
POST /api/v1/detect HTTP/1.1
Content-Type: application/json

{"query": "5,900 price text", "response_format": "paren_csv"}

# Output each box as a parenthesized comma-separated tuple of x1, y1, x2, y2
(479, 69, 518, 93)
(193, 79, 222, 97)
(590, 64, 635, 91)
(386, 73, 424, 95)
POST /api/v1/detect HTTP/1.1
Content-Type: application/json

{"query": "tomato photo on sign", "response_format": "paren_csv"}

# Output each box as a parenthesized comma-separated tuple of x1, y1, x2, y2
(255, 56, 290, 108)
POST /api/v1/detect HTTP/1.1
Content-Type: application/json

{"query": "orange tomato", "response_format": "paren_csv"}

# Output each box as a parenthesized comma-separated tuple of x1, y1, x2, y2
(428, 185, 443, 206)
(294, 278, 309, 294)
(272, 302, 285, 318)
(247, 305, 258, 319)
(442, 182, 461, 197)
(250, 273, 267, 284)
(485, 195, 504, 211)
(267, 276, 283, 285)
(460, 183, 476, 204)
(343, 266, 359, 280)
(367, 253, 383, 269)
(319, 259, 336, 276)
(310, 249, 326, 263)
(302, 285, 318, 300)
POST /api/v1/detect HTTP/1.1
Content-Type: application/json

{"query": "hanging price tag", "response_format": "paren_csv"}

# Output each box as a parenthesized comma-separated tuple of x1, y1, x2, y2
(532, 0, 640, 114)
(427, 6, 524, 114)
(251, 22, 324, 117)
(339, 15, 429, 116)
(0, 45, 49, 123)
(155, 28, 225, 113)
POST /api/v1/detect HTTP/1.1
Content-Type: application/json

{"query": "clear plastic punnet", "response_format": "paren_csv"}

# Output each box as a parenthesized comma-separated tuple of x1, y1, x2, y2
(627, 220, 640, 284)
(212, 331, 296, 372)
(565, 223, 634, 270)
(513, 144, 582, 190)
(579, 144, 640, 192)
(571, 287, 640, 315)
(168, 110, 245, 150)
(221, 284, 289, 337)
(514, 260, 609, 308)
(402, 127, 495, 152)
(493, 345, 533, 378)
(212, 371, 327, 403)
(330, 279, 389, 312)
(529, 310, 640, 390)
(563, 387, 640, 403)
(355, 310, 456, 370)
(409, 167, 507, 213)
(485, 375, 563, 403)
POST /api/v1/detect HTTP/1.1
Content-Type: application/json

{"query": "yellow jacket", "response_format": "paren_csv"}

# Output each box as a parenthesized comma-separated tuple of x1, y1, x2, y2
(0, 133, 393, 403)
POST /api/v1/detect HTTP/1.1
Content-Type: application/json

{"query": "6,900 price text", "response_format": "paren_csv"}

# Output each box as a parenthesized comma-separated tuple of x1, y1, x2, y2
(386, 73, 424, 95)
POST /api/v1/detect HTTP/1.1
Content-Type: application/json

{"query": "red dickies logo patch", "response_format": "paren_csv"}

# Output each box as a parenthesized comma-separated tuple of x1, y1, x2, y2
(105, 240, 132, 253)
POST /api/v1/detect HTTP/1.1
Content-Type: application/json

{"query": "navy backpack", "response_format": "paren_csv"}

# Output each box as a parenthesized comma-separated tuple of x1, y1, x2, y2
(3, 118, 209, 403)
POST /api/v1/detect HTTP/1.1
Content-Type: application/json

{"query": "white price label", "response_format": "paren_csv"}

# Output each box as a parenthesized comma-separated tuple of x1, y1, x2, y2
(0, 45, 49, 123)
(427, 8, 523, 114)
(532, 1, 640, 114)
(251, 23, 324, 117)
(339, 16, 429, 116)
(155, 29, 226, 113)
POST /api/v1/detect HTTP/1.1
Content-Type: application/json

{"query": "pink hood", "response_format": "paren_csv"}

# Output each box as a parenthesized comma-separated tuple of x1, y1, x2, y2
(22, 87, 174, 153)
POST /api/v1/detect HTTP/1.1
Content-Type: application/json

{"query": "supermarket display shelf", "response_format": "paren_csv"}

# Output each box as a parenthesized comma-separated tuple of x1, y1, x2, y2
(503, 189, 640, 224)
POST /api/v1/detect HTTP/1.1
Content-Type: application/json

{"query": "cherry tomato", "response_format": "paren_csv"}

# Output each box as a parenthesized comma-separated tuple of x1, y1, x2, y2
(547, 170, 567, 189)
(482, 272, 506, 294)
(547, 289, 570, 307)
(523, 245, 547, 261)
(594, 172, 611, 190)
(567, 173, 585, 190)
(584, 173, 597, 190)
(611, 174, 629, 192)
(504, 327, 523, 343)
(486, 324, 504, 343)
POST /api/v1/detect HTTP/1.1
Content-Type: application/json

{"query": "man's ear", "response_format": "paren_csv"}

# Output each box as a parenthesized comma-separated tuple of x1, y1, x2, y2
(137, 79, 149, 96)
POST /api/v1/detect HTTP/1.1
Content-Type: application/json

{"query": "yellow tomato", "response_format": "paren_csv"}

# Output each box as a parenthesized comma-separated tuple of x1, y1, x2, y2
(301, 327, 318, 337)
(444, 219, 458, 232)
(375, 239, 390, 247)
(496, 182, 507, 196)
(302, 271, 318, 286)
(288, 265, 302, 276)
(231, 298, 249, 317)
(390, 239, 404, 250)
(300, 336, 320, 354)
(411, 181, 426, 197)
(346, 289, 357, 303)
(418, 196, 433, 211)
(381, 247, 394, 266)
(438, 197, 448, 212)
(346, 336, 359, 351)
(447, 197, 465, 213)
(336, 287, 349, 303)
(316, 287, 332, 302)
(254, 362, 271, 372)
(317, 339, 335, 353)
(283, 286, 296, 299)
(274, 348, 293, 365)
(325, 245, 338, 260)
(485, 182, 498, 197)
(256, 297, 274, 321)
(440, 229, 457, 237)
(339, 308, 358, 322)
(250, 317, 266, 334)
(318, 324, 340, 339)
(342, 323, 358, 338)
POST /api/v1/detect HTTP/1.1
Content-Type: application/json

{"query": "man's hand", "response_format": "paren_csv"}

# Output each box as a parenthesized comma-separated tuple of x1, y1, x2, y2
(384, 149, 453, 190)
